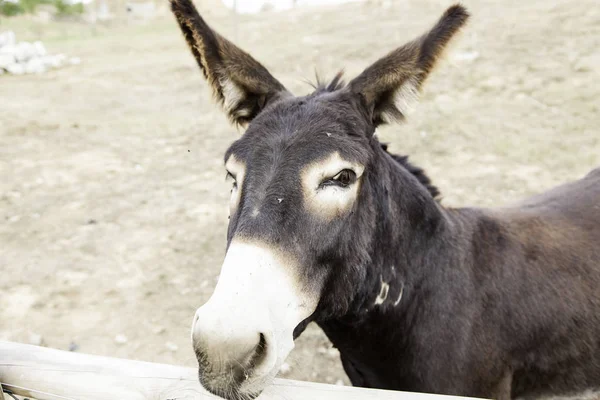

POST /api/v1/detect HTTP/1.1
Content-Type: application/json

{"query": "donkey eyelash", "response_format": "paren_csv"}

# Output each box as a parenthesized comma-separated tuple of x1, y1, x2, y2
(225, 172, 237, 188)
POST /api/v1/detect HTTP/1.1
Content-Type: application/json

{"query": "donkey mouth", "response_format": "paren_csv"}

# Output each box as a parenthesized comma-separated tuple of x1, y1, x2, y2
(199, 369, 264, 400)
(197, 332, 271, 400)
(201, 384, 260, 400)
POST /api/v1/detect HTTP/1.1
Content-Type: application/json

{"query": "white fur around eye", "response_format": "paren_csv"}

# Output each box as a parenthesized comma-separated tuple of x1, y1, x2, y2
(228, 178, 239, 214)
(301, 152, 364, 218)
(225, 155, 246, 215)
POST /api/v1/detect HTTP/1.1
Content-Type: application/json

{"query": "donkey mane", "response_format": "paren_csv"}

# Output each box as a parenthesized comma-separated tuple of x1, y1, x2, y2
(311, 71, 347, 94)
(381, 143, 441, 200)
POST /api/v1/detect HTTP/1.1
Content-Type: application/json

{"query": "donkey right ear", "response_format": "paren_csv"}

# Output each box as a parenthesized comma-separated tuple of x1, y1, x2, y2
(348, 4, 469, 126)
(170, 0, 291, 126)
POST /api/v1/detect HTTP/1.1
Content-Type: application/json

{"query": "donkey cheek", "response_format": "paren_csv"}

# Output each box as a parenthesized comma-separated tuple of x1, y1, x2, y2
(304, 187, 360, 220)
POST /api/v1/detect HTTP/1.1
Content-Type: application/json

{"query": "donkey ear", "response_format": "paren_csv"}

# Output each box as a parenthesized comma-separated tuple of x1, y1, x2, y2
(348, 4, 469, 126)
(170, 0, 291, 126)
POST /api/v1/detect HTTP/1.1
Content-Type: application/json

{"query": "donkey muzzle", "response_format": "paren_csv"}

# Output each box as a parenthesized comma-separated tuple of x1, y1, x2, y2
(190, 240, 319, 399)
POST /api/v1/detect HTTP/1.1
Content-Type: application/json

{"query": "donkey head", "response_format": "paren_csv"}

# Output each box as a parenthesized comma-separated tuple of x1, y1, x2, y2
(170, 1, 468, 398)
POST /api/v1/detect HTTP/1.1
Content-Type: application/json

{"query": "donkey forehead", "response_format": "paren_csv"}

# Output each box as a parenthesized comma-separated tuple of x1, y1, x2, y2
(224, 94, 372, 169)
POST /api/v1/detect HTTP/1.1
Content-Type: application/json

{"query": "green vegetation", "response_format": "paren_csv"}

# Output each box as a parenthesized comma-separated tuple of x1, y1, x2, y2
(0, 0, 85, 17)
(0, 1, 24, 16)
(54, 0, 84, 15)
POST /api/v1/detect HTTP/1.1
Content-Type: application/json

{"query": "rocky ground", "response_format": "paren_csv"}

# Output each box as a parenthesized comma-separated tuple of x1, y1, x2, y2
(0, 0, 598, 393)
(0, 30, 81, 75)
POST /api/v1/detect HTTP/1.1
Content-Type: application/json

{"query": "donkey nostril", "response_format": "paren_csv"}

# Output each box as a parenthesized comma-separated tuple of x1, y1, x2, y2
(257, 332, 266, 352)
(246, 332, 268, 369)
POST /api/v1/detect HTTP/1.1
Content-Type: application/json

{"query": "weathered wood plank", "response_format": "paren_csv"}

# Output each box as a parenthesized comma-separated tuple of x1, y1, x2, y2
(0, 341, 486, 400)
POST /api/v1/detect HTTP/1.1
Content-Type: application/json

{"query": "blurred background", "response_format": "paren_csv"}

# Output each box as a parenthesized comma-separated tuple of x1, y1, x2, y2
(0, 0, 598, 387)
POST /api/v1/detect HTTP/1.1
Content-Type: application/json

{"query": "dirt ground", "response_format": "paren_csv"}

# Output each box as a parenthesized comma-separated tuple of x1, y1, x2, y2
(1, 0, 599, 391)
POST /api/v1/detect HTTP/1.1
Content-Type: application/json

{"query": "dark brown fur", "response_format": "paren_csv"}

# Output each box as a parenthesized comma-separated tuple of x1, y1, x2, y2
(170, 2, 600, 399)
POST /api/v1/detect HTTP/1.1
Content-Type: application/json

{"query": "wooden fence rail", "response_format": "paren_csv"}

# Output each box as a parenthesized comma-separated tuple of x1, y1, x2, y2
(0, 341, 486, 400)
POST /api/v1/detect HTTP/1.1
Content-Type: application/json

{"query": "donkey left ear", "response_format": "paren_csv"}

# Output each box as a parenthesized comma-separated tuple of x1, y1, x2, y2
(348, 4, 469, 126)
(170, 0, 291, 126)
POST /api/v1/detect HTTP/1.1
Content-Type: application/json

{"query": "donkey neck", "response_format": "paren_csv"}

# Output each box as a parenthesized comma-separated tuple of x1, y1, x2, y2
(355, 148, 459, 311)
(317, 150, 474, 388)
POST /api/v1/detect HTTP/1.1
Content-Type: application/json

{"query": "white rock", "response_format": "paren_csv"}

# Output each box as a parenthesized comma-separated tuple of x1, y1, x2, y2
(453, 50, 480, 63)
(0, 31, 16, 48)
(33, 41, 47, 57)
(55, 53, 67, 65)
(0, 37, 78, 75)
(222, 0, 363, 14)
(6, 63, 24, 75)
(28, 333, 45, 346)
(165, 341, 178, 351)
(0, 44, 16, 55)
(0, 53, 15, 69)
(335, 379, 345, 386)
(153, 326, 166, 334)
(25, 58, 46, 74)
(15, 42, 36, 63)
(574, 54, 600, 72)
(41, 55, 63, 69)
(279, 362, 291, 374)
(114, 334, 128, 344)
(481, 76, 504, 90)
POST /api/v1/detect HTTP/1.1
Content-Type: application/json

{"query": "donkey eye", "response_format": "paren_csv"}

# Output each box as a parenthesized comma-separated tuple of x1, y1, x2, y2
(320, 169, 357, 189)
(226, 172, 237, 189)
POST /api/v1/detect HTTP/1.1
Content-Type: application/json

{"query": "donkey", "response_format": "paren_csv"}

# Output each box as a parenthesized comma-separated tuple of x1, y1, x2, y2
(170, 1, 600, 399)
